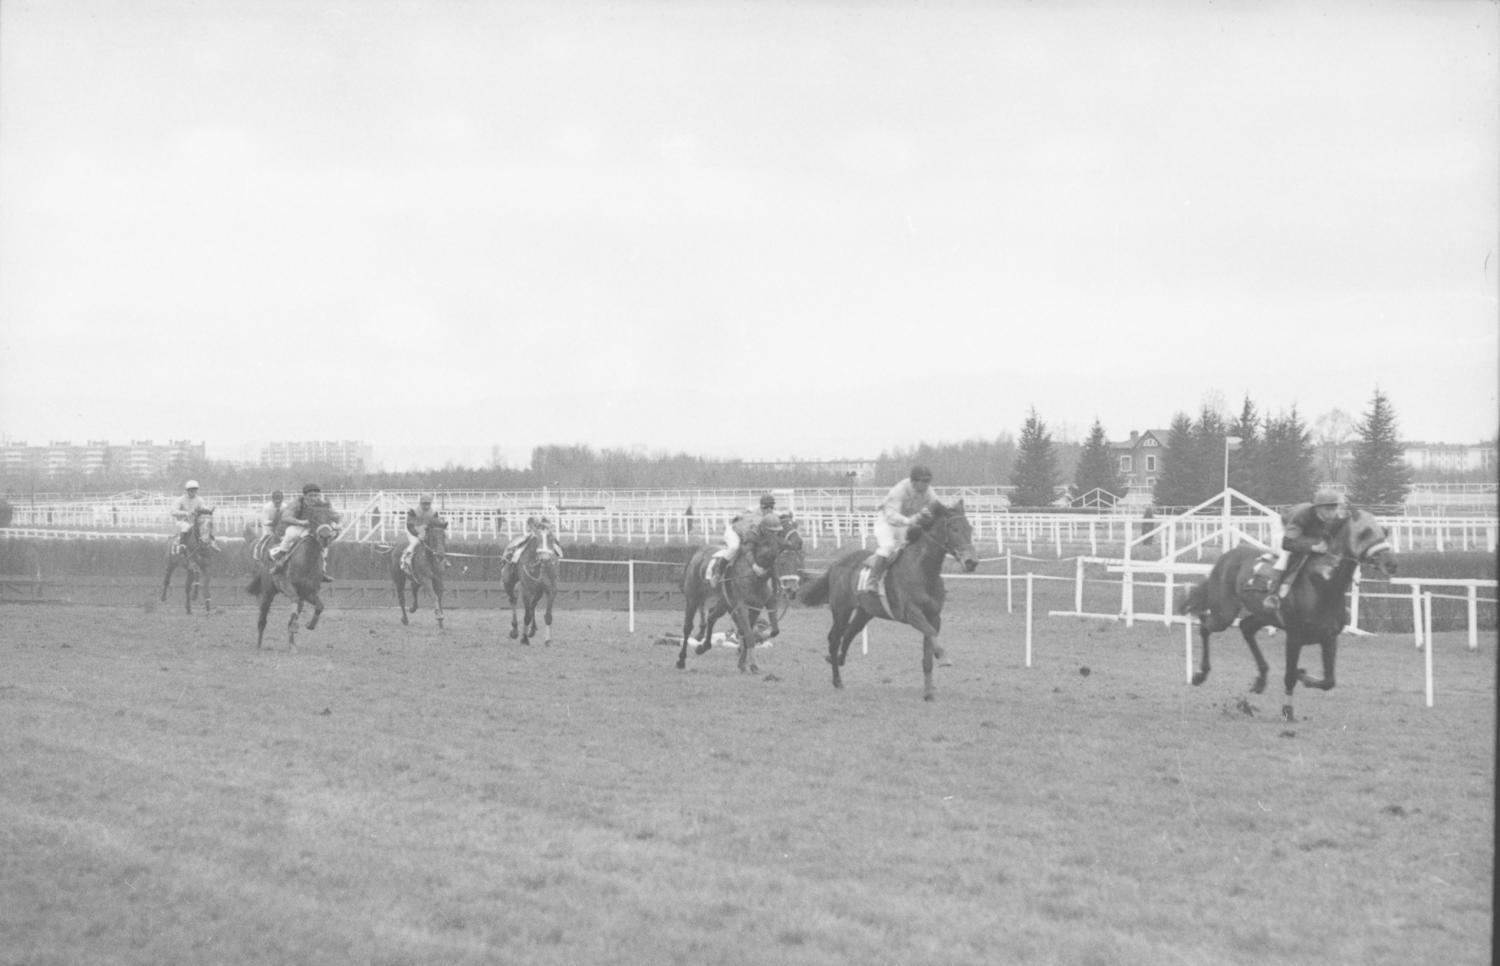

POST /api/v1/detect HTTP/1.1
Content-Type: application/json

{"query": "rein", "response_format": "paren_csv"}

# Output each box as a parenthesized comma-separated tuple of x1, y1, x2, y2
(910, 514, 966, 564)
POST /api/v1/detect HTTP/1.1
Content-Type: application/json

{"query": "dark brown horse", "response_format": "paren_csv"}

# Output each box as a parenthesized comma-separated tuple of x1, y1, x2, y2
(676, 522, 792, 673)
(505, 526, 562, 645)
(800, 500, 979, 700)
(680, 521, 806, 666)
(393, 520, 448, 630)
(1178, 507, 1398, 721)
(247, 506, 340, 649)
(161, 508, 215, 614)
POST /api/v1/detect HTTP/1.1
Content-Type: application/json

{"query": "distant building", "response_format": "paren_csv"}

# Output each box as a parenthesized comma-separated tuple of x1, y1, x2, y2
(1110, 430, 1170, 493)
(1401, 440, 1497, 475)
(0, 439, 204, 479)
(260, 440, 372, 472)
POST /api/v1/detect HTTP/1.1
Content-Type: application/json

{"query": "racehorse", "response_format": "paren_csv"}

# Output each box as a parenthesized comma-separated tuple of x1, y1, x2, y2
(676, 522, 791, 673)
(505, 526, 563, 645)
(800, 500, 979, 700)
(1178, 507, 1398, 721)
(161, 507, 215, 614)
(246, 504, 340, 649)
(393, 520, 448, 630)
(678, 520, 806, 669)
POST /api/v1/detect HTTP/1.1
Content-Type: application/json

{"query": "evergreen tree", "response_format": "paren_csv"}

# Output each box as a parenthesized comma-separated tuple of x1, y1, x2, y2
(1193, 405, 1229, 501)
(1072, 419, 1125, 503)
(1258, 407, 1317, 506)
(1348, 388, 1412, 507)
(1152, 413, 1198, 508)
(1227, 396, 1262, 498)
(1010, 408, 1060, 507)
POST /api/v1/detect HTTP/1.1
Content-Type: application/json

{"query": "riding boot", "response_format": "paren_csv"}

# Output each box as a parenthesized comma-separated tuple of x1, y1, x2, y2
(864, 555, 888, 592)
(268, 550, 286, 575)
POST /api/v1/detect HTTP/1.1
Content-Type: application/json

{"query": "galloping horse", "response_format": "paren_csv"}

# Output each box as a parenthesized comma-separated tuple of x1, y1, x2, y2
(679, 520, 806, 667)
(161, 507, 215, 614)
(505, 526, 563, 645)
(393, 520, 448, 630)
(247, 504, 340, 649)
(676, 523, 790, 673)
(800, 500, 979, 700)
(1178, 507, 1398, 721)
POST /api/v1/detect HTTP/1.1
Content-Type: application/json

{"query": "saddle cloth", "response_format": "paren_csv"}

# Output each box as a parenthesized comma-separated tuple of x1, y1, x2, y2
(856, 550, 902, 619)
(1241, 553, 1278, 596)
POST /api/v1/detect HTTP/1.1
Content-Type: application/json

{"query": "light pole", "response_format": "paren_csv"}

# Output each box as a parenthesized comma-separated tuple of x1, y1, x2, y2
(845, 471, 858, 515)
(1222, 435, 1241, 551)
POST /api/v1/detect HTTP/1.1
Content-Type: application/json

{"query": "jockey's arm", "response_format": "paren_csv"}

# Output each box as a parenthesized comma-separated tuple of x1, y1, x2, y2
(879, 482, 913, 527)
(1280, 508, 1328, 555)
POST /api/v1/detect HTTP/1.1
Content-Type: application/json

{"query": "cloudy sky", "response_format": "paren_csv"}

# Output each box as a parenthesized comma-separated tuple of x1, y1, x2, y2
(1, 1, 1495, 470)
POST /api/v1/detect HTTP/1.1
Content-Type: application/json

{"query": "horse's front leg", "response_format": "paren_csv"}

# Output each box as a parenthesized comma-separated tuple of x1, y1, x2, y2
(200, 571, 212, 614)
(541, 590, 553, 644)
(727, 602, 758, 673)
(162, 558, 176, 602)
(306, 592, 325, 631)
(433, 584, 445, 632)
(256, 591, 273, 649)
(678, 592, 699, 668)
(184, 569, 195, 614)
(1282, 635, 1305, 721)
(1297, 632, 1337, 693)
(396, 575, 410, 625)
(697, 601, 727, 656)
(905, 609, 943, 701)
(288, 599, 302, 647)
(1191, 623, 1212, 686)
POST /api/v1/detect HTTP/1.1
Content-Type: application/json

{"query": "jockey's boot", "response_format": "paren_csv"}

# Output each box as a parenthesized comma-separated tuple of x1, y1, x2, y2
(864, 554, 888, 593)
(268, 549, 287, 575)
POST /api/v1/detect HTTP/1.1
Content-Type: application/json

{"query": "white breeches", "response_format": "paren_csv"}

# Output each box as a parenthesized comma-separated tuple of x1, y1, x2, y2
(874, 518, 906, 557)
(275, 524, 308, 553)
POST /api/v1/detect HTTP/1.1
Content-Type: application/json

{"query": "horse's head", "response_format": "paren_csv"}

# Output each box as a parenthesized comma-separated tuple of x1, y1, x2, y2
(1344, 509, 1398, 578)
(532, 525, 561, 560)
(914, 500, 979, 572)
(314, 522, 339, 547)
(424, 520, 449, 558)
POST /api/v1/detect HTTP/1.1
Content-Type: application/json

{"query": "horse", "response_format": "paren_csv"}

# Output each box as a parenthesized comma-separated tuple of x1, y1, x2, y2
(678, 520, 806, 668)
(246, 506, 340, 649)
(676, 522, 791, 673)
(393, 520, 448, 630)
(161, 507, 215, 614)
(1178, 507, 1398, 721)
(505, 526, 563, 645)
(800, 500, 979, 700)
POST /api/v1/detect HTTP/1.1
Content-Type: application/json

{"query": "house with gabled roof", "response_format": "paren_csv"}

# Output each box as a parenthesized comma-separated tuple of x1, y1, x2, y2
(1110, 429, 1170, 495)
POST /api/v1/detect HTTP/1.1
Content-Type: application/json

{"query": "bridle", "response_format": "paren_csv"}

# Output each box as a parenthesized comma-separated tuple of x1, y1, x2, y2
(910, 510, 971, 564)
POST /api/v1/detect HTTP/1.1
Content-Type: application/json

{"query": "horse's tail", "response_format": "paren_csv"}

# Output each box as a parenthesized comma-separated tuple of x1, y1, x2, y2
(800, 570, 832, 607)
(1177, 580, 1207, 616)
(246, 573, 263, 597)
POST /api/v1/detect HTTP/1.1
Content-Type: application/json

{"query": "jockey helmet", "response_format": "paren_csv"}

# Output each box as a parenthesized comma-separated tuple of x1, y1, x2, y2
(759, 494, 775, 509)
(1313, 487, 1346, 507)
(303, 483, 321, 495)
(271, 490, 283, 501)
(910, 465, 932, 482)
(185, 480, 200, 490)
(419, 495, 433, 505)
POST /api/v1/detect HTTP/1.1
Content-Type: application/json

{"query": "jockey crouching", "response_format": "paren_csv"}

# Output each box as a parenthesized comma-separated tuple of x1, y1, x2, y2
(1261, 488, 1350, 614)
(501, 516, 544, 565)
(171, 480, 219, 553)
(712, 494, 782, 586)
(864, 465, 937, 592)
(402, 495, 446, 572)
(268, 483, 338, 582)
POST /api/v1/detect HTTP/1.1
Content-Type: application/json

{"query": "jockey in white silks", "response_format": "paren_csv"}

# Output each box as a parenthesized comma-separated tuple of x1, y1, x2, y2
(402, 495, 446, 570)
(865, 464, 937, 590)
(171, 480, 218, 551)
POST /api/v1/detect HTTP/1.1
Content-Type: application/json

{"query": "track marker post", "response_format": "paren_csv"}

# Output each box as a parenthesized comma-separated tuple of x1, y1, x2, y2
(1024, 571, 1034, 668)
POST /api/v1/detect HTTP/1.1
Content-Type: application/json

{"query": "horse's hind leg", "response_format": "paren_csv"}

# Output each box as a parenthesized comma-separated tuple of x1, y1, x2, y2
(256, 592, 274, 649)
(1297, 635, 1336, 692)
(1281, 637, 1306, 721)
(396, 575, 410, 625)
(678, 591, 699, 668)
(1239, 619, 1271, 694)
(434, 587, 445, 632)
(287, 600, 301, 648)
(1190, 624, 1212, 686)
(200, 572, 212, 614)
(306, 593, 325, 631)
(161, 559, 176, 602)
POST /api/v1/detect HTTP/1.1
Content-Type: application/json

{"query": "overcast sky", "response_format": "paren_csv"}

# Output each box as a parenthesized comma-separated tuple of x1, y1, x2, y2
(1, 1, 1495, 471)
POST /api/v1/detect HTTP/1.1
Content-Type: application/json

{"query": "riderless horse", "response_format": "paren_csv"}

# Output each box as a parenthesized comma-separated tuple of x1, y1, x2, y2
(800, 500, 979, 700)
(246, 503, 340, 649)
(161, 507, 215, 614)
(393, 519, 448, 630)
(505, 525, 563, 645)
(1178, 507, 1398, 721)
(676, 521, 791, 674)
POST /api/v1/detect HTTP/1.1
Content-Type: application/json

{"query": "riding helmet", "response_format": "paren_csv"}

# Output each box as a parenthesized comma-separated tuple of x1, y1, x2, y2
(185, 480, 200, 490)
(303, 483, 321, 495)
(271, 489, 284, 501)
(1313, 487, 1345, 507)
(910, 465, 932, 482)
(760, 494, 775, 509)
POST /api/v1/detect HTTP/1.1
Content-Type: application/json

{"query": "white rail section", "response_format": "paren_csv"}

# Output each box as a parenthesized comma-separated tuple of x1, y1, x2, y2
(4, 487, 1495, 555)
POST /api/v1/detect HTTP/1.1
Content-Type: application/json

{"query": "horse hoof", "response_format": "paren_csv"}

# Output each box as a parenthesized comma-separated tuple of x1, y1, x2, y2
(1191, 672, 1208, 686)
(694, 643, 712, 656)
(1252, 679, 1267, 695)
(401, 616, 409, 626)
(923, 692, 936, 702)
(1282, 705, 1295, 722)
(676, 658, 686, 670)
(509, 629, 518, 639)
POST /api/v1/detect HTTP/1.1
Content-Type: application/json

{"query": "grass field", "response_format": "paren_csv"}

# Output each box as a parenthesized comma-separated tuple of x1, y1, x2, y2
(1, 588, 1493, 966)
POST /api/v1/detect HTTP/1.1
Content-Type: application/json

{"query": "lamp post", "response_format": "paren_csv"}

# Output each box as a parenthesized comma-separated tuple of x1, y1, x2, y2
(1222, 436, 1242, 551)
(845, 471, 858, 515)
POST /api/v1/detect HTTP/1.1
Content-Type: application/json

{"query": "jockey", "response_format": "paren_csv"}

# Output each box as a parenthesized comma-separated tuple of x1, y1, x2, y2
(712, 494, 782, 582)
(865, 465, 937, 591)
(401, 495, 447, 571)
(1263, 487, 1351, 612)
(260, 490, 285, 537)
(171, 480, 218, 552)
(269, 483, 339, 581)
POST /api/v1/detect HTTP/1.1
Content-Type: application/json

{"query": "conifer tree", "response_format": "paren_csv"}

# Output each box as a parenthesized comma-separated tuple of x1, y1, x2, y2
(1072, 419, 1125, 504)
(1227, 396, 1262, 498)
(1152, 413, 1198, 508)
(1348, 388, 1412, 507)
(1259, 408, 1317, 506)
(1010, 408, 1060, 507)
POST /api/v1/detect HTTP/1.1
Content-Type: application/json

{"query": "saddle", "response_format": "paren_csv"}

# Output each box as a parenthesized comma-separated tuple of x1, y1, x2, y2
(856, 549, 904, 618)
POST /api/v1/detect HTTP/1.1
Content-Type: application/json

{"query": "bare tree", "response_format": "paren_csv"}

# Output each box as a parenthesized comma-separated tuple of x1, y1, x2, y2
(1312, 408, 1356, 482)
